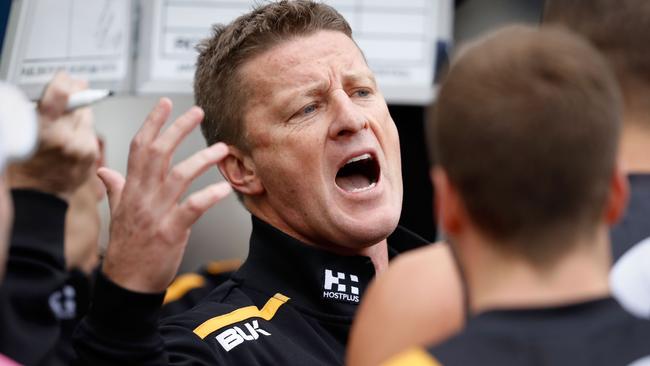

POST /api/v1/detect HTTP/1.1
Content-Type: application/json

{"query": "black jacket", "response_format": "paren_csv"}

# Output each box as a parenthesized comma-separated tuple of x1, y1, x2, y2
(160, 259, 241, 319)
(387, 298, 650, 366)
(74, 215, 428, 365)
(0, 190, 80, 365)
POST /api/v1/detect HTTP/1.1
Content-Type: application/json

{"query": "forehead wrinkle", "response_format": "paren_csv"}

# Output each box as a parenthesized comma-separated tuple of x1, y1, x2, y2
(242, 31, 371, 116)
(270, 74, 330, 110)
(266, 59, 332, 101)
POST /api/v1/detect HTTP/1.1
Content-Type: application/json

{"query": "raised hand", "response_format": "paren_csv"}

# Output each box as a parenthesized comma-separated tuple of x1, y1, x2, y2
(99, 98, 232, 293)
(8, 72, 99, 201)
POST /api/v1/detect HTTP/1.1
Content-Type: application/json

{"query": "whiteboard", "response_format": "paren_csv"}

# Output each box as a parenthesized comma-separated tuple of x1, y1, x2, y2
(0, 0, 133, 99)
(136, 0, 452, 105)
(134, 0, 243, 95)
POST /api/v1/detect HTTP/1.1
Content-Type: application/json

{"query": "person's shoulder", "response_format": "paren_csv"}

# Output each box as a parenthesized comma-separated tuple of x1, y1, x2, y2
(161, 281, 291, 338)
(161, 278, 258, 327)
(586, 303, 650, 366)
(371, 242, 464, 318)
(160, 288, 292, 362)
(606, 300, 650, 350)
(347, 242, 465, 366)
(426, 299, 650, 366)
(382, 347, 444, 366)
(161, 259, 241, 318)
(381, 334, 499, 366)
(381, 317, 526, 366)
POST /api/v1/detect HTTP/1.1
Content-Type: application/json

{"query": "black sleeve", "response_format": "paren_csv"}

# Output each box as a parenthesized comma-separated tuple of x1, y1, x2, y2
(54, 268, 93, 365)
(74, 272, 238, 366)
(73, 271, 168, 365)
(0, 190, 69, 364)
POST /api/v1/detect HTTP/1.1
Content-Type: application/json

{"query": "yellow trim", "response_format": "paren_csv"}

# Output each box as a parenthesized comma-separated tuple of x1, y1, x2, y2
(163, 273, 206, 305)
(205, 259, 241, 275)
(163, 259, 240, 305)
(193, 293, 290, 339)
(382, 347, 443, 366)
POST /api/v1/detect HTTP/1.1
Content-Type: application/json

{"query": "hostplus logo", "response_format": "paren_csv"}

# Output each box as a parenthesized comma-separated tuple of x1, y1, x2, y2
(322, 269, 360, 303)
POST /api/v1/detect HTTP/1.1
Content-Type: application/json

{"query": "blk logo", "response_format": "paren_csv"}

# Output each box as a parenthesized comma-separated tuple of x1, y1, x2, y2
(216, 320, 271, 352)
(323, 269, 360, 303)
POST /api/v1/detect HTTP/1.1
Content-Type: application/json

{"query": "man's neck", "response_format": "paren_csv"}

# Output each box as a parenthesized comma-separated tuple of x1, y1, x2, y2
(460, 228, 611, 314)
(247, 203, 391, 274)
(620, 118, 650, 173)
(358, 239, 390, 275)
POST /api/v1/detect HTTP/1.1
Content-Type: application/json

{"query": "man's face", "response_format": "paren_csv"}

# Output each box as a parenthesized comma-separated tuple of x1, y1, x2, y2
(240, 30, 403, 251)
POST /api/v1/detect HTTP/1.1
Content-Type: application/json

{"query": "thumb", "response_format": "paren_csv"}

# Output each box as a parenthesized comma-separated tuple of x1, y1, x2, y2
(97, 167, 125, 211)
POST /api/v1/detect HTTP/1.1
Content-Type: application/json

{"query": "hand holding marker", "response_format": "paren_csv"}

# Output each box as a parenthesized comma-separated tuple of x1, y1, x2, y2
(32, 89, 114, 112)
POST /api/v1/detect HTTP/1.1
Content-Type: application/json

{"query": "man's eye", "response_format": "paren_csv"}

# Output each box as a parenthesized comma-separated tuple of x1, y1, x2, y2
(289, 103, 319, 121)
(354, 89, 371, 98)
(303, 104, 318, 114)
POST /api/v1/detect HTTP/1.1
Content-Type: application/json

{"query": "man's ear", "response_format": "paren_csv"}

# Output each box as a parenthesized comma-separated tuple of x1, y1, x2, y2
(604, 162, 629, 226)
(431, 167, 465, 236)
(217, 145, 264, 196)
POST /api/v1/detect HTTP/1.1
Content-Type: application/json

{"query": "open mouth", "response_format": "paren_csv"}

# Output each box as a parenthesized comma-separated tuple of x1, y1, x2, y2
(335, 153, 380, 193)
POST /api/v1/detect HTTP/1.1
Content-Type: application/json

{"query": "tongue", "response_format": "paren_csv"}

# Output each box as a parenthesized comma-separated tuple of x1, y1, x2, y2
(336, 173, 371, 192)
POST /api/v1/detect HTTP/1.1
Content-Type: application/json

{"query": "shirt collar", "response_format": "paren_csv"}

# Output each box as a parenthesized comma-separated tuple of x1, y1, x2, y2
(469, 297, 621, 332)
(232, 215, 429, 318)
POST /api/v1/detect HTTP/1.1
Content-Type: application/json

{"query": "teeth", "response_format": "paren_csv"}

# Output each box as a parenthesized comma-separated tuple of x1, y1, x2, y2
(350, 182, 376, 193)
(346, 153, 372, 165)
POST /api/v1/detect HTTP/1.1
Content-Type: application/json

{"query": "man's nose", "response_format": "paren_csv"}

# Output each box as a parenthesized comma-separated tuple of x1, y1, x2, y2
(328, 91, 368, 139)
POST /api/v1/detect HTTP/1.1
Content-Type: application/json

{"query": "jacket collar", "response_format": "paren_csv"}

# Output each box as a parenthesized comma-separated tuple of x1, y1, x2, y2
(232, 215, 429, 319)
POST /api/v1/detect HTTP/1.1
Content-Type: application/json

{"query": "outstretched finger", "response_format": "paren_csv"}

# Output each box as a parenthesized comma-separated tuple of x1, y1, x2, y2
(152, 106, 204, 161)
(133, 98, 173, 148)
(128, 98, 172, 175)
(97, 167, 125, 212)
(159, 142, 229, 203)
(171, 181, 233, 230)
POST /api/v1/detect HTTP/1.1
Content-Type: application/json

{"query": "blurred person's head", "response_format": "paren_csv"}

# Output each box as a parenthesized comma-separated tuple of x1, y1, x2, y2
(0, 83, 38, 281)
(430, 25, 626, 267)
(194, 0, 402, 252)
(543, 0, 650, 128)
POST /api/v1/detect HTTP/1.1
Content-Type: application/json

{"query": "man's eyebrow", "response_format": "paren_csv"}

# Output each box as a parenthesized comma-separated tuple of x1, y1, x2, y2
(271, 78, 322, 99)
(271, 79, 328, 115)
(343, 71, 377, 87)
(303, 80, 329, 97)
(275, 72, 376, 106)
